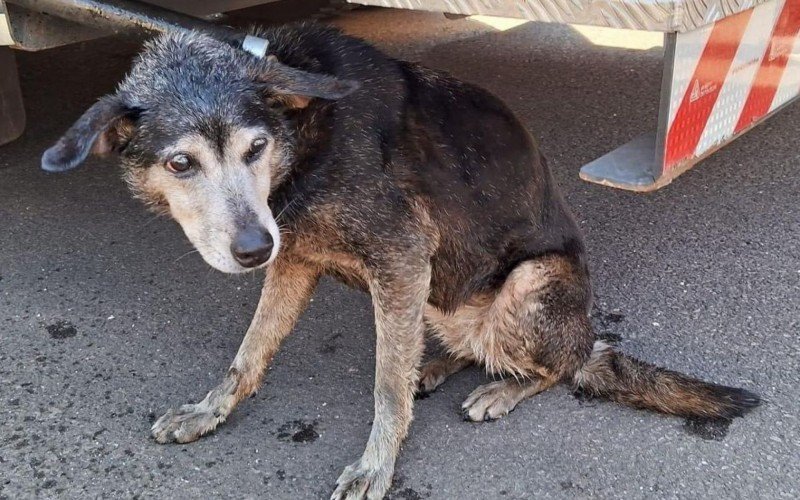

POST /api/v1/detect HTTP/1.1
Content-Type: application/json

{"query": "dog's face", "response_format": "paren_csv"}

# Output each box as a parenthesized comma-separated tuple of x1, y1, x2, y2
(42, 31, 357, 273)
(129, 122, 284, 273)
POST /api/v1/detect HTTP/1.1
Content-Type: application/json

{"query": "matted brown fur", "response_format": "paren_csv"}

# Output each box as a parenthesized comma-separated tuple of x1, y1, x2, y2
(425, 256, 592, 380)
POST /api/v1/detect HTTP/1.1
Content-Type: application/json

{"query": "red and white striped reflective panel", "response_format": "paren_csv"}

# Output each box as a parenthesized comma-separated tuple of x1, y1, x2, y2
(664, 0, 800, 171)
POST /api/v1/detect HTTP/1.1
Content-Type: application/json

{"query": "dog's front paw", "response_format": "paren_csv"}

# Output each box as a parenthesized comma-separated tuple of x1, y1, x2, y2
(331, 459, 393, 500)
(151, 403, 224, 444)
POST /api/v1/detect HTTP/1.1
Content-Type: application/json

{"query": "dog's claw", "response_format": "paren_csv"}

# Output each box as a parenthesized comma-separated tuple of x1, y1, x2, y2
(417, 372, 445, 395)
(331, 459, 392, 500)
(461, 380, 530, 422)
(151, 404, 224, 444)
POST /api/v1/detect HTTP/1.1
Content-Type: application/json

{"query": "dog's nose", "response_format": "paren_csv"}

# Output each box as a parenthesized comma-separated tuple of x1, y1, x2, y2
(231, 227, 274, 268)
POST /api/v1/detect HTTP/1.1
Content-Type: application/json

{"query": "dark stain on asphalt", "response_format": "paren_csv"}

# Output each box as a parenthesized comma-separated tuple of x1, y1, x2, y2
(388, 475, 431, 499)
(596, 330, 623, 343)
(46, 320, 77, 339)
(571, 387, 598, 406)
(392, 488, 424, 500)
(591, 307, 625, 344)
(560, 480, 588, 493)
(277, 420, 319, 443)
(683, 417, 730, 441)
(320, 332, 342, 354)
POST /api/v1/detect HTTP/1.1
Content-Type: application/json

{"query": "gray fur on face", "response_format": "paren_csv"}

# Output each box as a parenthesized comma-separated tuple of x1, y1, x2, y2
(117, 31, 357, 134)
(119, 32, 265, 123)
(112, 33, 286, 273)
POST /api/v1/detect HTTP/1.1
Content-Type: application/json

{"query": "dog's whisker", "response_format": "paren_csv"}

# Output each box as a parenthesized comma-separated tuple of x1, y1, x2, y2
(140, 213, 165, 228)
(275, 198, 298, 223)
(173, 249, 199, 263)
(278, 223, 294, 236)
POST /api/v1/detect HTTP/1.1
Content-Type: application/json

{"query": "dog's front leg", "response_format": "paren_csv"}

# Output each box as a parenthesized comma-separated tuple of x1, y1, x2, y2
(151, 259, 319, 444)
(332, 263, 430, 500)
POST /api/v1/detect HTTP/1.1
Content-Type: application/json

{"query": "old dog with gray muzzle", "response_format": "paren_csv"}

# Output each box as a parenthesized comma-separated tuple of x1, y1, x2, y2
(43, 23, 759, 500)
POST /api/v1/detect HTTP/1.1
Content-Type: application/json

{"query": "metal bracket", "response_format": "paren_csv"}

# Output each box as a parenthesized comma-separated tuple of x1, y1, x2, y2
(578, 33, 675, 192)
(581, 0, 800, 191)
(579, 134, 663, 191)
(4, 2, 107, 51)
(0, 45, 26, 146)
(4, 0, 255, 51)
(1, 2, 14, 46)
(2, 1, 276, 51)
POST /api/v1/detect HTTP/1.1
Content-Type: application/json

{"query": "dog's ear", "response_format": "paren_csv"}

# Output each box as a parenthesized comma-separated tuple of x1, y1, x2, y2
(255, 59, 360, 110)
(42, 95, 136, 172)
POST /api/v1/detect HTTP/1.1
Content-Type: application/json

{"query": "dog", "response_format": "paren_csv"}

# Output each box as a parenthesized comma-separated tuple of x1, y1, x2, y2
(42, 23, 759, 499)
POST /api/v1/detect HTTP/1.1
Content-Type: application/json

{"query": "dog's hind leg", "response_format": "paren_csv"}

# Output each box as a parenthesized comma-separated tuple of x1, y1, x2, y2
(417, 356, 472, 395)
(418, 298, 491, 395)
(151, 258, 319, 444)
(460, 255, 594, 422)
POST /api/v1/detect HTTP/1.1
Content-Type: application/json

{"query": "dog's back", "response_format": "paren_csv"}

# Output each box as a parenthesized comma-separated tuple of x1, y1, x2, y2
(263, 24, 585, 312)
(396, 61, 585, 310)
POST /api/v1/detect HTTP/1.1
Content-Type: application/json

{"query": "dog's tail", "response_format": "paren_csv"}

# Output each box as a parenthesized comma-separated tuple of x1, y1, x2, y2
(573, 341, 760, 419)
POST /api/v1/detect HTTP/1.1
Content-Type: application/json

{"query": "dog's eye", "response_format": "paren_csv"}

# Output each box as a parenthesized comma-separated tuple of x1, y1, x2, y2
(166, 154, 194, 174)
(244, 137, 268, 164)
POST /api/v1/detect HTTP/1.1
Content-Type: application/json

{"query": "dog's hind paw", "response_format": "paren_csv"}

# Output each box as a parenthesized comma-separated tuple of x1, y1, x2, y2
(415, 356, 471, 398)
(150, 403, 224, 444)
(331, 459, 393, 500)
(417, 363, 449, 396)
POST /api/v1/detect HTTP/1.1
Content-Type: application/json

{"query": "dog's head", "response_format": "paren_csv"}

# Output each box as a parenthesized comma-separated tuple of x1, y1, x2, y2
(43, 31, 358, 273)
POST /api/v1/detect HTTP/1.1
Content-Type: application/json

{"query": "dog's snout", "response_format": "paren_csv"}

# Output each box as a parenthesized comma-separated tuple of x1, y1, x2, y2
(231, 227, 274, 268)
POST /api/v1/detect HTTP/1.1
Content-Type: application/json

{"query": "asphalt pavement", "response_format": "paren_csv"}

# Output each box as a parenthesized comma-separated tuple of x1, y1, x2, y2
(1, 7, 798, 500)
